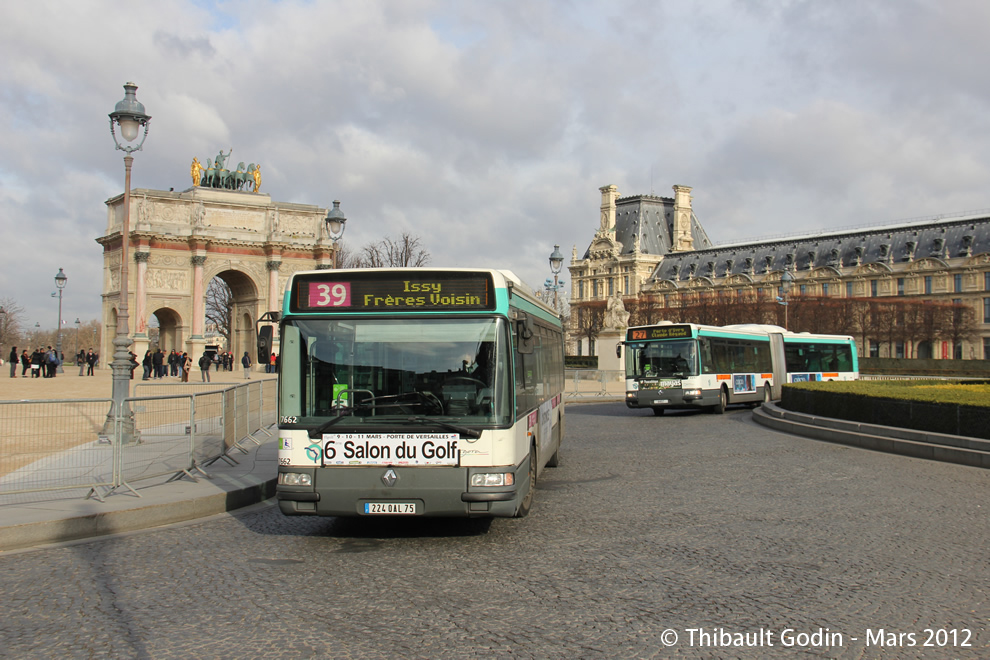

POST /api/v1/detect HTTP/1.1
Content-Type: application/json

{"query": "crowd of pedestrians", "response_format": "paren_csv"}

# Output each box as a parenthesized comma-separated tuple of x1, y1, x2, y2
(138, 348, 242, 382)
(6, 345, 267, 381)
(5, 346, 97, 378)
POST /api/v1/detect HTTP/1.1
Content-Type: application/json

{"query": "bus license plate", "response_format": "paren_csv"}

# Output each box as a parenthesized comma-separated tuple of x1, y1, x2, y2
(364, 502, 417, 515)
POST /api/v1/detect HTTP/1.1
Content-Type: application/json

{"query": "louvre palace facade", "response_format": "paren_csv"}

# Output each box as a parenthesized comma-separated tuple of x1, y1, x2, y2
(567, 184, 990, 361)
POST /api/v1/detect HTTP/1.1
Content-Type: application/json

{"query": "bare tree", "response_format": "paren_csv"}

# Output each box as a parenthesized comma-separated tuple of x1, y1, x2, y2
(0, 297, 24, 356)
(205, 277, 233, 347)
(355, 232, 431, 268)
(571, 301, 606, 355)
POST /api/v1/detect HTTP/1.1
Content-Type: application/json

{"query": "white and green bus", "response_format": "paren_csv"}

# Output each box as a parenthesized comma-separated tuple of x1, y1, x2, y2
(266, 268, 564, 518)
(621, 322, 858, 415)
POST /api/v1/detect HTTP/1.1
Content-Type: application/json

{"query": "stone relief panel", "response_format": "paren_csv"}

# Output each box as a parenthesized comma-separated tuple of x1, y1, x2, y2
(146, 269, 189, 291)
(280, 213, 319, 237)
(149, 252, 191, 268)
(205, 207, 266, 231)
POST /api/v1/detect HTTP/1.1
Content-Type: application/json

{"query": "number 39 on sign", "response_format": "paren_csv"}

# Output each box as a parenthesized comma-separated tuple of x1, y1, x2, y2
(308, 282, 351, 307)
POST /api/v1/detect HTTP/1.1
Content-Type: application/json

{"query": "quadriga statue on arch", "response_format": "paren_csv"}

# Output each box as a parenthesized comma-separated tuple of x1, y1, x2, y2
(190, 149, 261, 192)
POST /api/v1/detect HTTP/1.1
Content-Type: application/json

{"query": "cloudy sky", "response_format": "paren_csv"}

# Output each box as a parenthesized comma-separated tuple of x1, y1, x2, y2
(4, 0, 990, 330)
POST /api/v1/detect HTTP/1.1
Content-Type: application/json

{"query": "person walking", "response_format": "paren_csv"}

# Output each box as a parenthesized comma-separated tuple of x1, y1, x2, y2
(199, 352, 212, 382)
(30, 348, 43, 378)
(168, 349, 178, 377)
(8, 347, 17, 378)
(141, 350, 152, 380)
(77, 349, 85, 376)
(21, 349, 30, 377)
(241, 351, 252, 379)
(181, 352, 192, 383)
(45, 346, 59, 378)
(152, 348, 164, 379)
(86, 349, 97, 375)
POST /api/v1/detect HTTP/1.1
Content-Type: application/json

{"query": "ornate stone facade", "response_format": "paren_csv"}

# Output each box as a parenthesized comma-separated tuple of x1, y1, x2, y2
(570, 184, 990, 360)
(96, 186, 339, 364)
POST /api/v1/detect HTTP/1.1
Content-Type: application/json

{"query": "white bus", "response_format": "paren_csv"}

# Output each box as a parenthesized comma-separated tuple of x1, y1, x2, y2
(266, 268, 564, 518)
(621, 322, 858, 415)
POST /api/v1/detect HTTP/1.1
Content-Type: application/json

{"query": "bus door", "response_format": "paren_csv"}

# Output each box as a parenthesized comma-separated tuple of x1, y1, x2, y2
(768, 333, 786, 400)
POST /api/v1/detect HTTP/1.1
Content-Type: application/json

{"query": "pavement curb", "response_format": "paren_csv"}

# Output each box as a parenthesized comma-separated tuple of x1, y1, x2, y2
(0, 478, 277, 553)
(753, 402, 990, 469)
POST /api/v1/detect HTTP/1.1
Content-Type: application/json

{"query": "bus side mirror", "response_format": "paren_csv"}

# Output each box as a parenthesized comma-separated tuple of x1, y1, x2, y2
(616, 343, 623, 358)
(516, 316, 535, 354)
(258, 325, 273, 364)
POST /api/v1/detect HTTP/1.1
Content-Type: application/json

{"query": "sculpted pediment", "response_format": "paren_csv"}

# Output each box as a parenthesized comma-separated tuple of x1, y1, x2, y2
(964, 252, 990, 267)
(588, 233, 622, 260)
(853, 262, 893, 276)
(685, 276, 714, 289)
(905, 257, 948, 272)
(809, 266, 841, 279)
(725, 273, 753, 285)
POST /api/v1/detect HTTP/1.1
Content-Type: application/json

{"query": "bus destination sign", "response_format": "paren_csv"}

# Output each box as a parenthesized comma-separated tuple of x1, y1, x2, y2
(293, 271, 495, 312)
(627, 324, 693, 341)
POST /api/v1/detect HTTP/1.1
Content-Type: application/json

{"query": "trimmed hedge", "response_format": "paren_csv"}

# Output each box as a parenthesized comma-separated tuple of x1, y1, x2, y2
(780, 380, 990, 440)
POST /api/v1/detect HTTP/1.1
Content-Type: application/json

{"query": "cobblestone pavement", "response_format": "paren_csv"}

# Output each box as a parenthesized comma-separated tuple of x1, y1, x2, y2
(2, 402, 988, 659)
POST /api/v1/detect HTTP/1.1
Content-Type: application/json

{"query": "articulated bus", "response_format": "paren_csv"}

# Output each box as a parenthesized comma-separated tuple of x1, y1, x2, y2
(621, 322, 858, 415)
(265, 268, 564, 518)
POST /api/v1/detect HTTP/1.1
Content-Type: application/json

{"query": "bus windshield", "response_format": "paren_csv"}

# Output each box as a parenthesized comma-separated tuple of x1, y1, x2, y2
(625, 339, 700, 378)
(279, 317, 512, 426)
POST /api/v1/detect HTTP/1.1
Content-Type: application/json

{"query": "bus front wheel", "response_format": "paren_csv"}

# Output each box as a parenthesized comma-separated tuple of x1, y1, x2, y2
(515, 446, 537, 518)
(712, 388, 727, 415)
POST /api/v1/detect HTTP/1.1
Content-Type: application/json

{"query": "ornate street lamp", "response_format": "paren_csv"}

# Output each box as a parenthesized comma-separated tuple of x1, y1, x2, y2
(324, 200, 347, 268)
(105, 82, 151, 441)
(777, 270, 795, 330)
(548, 244, 564, 310)
(74, 318, 81, 369)
(54, 268, 67, 373)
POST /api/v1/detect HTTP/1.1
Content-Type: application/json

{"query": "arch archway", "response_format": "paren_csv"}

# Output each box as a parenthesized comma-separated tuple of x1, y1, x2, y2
(149, 307, 183, 352)
(205, 269, 261, 361)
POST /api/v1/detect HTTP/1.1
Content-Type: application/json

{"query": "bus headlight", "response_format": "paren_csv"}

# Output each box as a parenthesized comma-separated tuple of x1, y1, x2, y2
(471, 472, 514, 487)
(279, 472, 313, 486)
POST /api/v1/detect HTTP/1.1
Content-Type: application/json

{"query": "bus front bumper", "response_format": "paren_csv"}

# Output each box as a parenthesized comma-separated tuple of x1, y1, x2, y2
(276, 461, 530, 518)
(625, 388, 710, 410)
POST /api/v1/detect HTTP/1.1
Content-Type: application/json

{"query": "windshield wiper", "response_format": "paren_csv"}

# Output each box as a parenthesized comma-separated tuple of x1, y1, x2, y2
(308, 411, 354, 438)
(406, 416, 482, 439)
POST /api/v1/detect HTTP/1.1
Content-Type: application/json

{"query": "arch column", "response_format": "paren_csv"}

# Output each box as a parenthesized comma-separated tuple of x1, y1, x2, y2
(187, 254, 208, 363)
(267, 259, 282, 313)
(132, 250, 151, 358)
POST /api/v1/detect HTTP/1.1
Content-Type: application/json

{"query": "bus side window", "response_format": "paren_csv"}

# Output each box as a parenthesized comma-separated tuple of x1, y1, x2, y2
(700, 339, 716, 374)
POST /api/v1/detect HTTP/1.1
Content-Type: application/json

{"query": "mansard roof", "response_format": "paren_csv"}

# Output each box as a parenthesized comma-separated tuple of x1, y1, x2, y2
(582, 194, 713, 260)
(651, 213, 990, 283)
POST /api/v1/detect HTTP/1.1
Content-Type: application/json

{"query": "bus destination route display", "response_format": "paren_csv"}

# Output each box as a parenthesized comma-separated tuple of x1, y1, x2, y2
(293, 271, 496, 312)
(626, 324, 694, 341)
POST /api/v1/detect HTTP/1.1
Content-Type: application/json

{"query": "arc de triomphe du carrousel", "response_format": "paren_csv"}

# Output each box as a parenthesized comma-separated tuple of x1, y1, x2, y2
(97, 151, 341, 366)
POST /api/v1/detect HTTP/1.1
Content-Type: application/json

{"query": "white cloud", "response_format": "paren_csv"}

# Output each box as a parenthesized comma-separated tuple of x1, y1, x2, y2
(2, 0, 990, 328)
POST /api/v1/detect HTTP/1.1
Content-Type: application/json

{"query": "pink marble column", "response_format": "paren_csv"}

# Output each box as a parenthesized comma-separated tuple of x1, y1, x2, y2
(191, 254, 206, 338)
(267, 259, 282, 313)
(134, 251, 150, 334)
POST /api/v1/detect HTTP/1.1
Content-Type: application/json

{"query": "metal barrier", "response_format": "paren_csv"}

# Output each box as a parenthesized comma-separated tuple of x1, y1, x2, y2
(0, 398, 115, 497)
(0, 378, 277, 502)
(565, 370, 625, 398)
